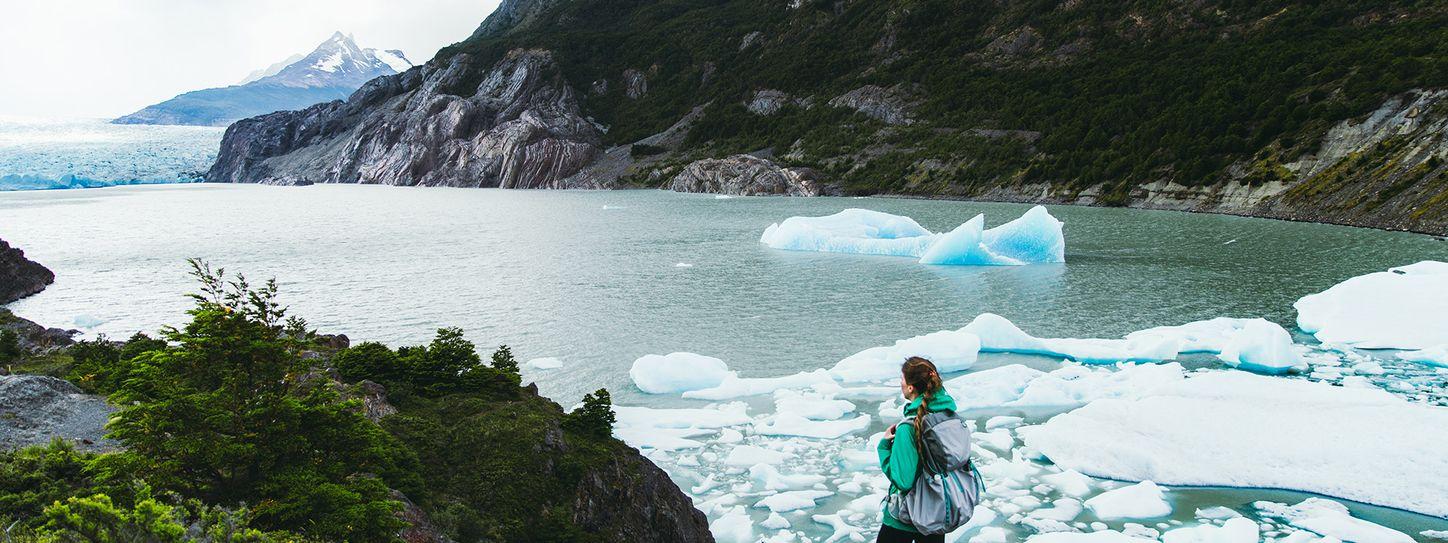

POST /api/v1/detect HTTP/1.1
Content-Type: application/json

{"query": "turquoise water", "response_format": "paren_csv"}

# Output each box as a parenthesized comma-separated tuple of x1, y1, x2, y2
(2, 184, 1445, 539)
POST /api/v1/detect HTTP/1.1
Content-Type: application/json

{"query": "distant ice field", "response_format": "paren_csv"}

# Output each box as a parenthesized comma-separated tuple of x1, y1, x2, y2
(0, 118, 222, 190)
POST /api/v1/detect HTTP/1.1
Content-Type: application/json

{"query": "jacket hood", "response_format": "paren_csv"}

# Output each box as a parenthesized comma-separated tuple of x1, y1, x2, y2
(902, 389, 956, 416)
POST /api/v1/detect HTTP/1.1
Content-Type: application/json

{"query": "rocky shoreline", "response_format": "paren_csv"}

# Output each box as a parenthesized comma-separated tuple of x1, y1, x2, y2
(0, 238, 55, 305)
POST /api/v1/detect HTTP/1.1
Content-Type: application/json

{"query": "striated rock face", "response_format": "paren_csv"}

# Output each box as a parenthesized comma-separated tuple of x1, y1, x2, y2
(670, 155, 827, 196)
(828, 84, 916, 125)
(0, 238, 54, 305)
(207, 48, 603, 189)
(0, 375, 117, 452)
(572, 445, 714, 542)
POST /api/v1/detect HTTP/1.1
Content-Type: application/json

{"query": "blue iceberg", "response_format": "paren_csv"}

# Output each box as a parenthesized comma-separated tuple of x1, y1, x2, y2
(759, 205, 1065, 266)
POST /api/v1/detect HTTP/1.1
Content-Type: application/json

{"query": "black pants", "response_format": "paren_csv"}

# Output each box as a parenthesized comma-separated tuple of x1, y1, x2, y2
(877, 524, 944, 543)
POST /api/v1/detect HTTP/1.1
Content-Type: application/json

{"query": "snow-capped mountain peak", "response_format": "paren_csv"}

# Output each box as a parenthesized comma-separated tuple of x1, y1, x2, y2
(259, 32, 413, 89)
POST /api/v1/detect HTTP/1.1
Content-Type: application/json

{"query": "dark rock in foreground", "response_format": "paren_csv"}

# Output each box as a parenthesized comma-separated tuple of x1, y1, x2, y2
(670, 154, 829, 196)
(0, 375, 117, 453)
(0, 238, 54, 305)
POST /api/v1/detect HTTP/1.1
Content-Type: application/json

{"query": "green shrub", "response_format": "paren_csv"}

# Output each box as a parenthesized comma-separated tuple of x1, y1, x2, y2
(563, 389, 616, 438)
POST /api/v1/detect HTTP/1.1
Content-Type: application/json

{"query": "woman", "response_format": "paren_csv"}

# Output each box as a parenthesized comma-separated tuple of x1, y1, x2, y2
(877, 356, 957, 543)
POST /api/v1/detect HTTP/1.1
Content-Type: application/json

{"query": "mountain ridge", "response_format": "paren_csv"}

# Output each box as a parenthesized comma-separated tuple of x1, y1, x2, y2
(113, 32, 412, 127)
(208, 0, 1448, 234)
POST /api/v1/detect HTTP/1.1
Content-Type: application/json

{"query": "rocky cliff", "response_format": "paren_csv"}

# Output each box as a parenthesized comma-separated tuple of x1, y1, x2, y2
(0, 238, 54, 305)
(208, 0, 1448, 234)
(208, 48, 601, 188)
(670, 154, 829, 196)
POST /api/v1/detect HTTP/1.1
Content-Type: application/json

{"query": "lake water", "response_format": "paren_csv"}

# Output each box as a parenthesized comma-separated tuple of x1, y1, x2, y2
(2, 184, 1445, 539)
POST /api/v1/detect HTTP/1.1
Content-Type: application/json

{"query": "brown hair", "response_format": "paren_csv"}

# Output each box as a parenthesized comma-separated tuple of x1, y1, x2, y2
(902, 356, 943, 455)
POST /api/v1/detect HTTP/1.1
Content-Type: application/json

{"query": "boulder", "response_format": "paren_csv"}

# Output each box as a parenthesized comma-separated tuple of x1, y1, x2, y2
(669, 155, 826, 196)
(0, 375, 117, 452)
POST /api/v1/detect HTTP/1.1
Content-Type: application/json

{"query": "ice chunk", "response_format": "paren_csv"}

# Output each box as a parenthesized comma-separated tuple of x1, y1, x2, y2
(754, 490, 834, 512)
(750, 463, 828, 491)
(1397, 344, 1448, 368)
(522, 357, 563, 370)
(1083, 481, 1172, 520)
(1040, 469, 1094, 497)
(1024, 371, 1448, 516)
(944, 364, 1046, 409)
(1129, 317, 1304, 373)
(773, 389, 857, 420)
(723, 445, 792, 467)
(1029, 498, 1084, 522)
(1009, 363, 1185, 408)
(1214, 319, 1304, 374)
(761, 512, 791, 529)
(831, 328, 981, 382)
(919, 214, 1019, 266)
(963, 313, 1180, 363)
(613, 403, 751, 429)
(613, 426, 712, 451)
(981, 205, 1066, 264)
(760, 206, 1065, 266)
(812, 513, 868, 543)
(683, 369, 836, 400)
(709, 507, 754, 543)
(754, 413, 872, 439)
(1160, 517, 1259, 543)
(1294, 261, 1448, 349)
(1026, 531, 1157, 542)
(630, 352, 733, 394)
(1256, 498, 1414, 543)
(760, 208, 937, 257)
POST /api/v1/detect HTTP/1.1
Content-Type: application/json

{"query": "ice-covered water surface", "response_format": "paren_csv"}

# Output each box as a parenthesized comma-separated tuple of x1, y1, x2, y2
(0, 117, 223, 190)
(3, 186, 1447, 540)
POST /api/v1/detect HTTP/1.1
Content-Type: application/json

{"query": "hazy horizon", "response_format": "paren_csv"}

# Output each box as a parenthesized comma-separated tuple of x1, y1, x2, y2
(0, 0, 501, 119)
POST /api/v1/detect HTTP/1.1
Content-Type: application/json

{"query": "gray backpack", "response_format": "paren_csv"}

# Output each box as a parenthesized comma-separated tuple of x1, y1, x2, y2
(885, 411, 986, 535)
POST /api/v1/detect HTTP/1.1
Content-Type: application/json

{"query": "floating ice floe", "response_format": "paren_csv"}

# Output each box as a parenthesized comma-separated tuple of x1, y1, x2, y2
(1082, 481, 1172, 520)
(759, 205, 1065, 266)
(1396, 344, 1448, 368)
(1159, 517, 1259, 543)
(753, 413, 872, 439)
(522, 357, 563, 370)
(708, 507, 754, 543)
(947, 362, 1185, 410)
(830, 328, 982, 381)
(754, 490, 835, 512)
(1023, 371, 1448, 516)
(965, 313, 1180, 364)
(1025, 531, 1156, 542)
(1128, 317, 1304, 373)
(1255, 498, 1415, 543)
(630, 352, 733, 393)
(1295, 261, 1448, 349)
(683, 369, 836, 400)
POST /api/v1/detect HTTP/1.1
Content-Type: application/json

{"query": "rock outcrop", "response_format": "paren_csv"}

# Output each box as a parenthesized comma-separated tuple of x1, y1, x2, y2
(0, 238, 54, 305)
(207, 48, 602, 189)
(0, 375, 117, 452)
(669, 155, 827, 196)
(0, 309, 77, 355)
(828, 84, 916, 125)
(572, 445, 714, 542)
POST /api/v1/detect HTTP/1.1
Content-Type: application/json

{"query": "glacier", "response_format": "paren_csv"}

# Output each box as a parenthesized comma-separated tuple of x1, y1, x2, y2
(1294, 261, 1448, 349)
(759, 205, 1065, 266)
(0, 118, 223, 191)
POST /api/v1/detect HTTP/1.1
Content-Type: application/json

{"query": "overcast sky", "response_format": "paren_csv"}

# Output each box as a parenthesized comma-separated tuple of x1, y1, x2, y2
(0, 0, 501, 119)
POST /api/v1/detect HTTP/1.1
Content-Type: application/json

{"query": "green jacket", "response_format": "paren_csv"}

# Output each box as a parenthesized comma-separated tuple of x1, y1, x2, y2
(877, 389, 958, 533)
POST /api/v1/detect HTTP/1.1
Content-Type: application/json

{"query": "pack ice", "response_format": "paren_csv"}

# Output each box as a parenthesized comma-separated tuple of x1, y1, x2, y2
(1294, 261, 1448, 349)
(759, 205, 1065, 266)
(1023, 371, 1448, 517)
